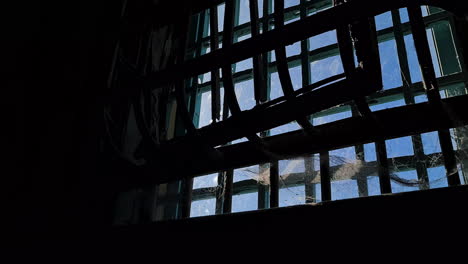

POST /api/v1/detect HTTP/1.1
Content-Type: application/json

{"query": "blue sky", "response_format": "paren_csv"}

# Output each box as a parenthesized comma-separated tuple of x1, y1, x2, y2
(189, 2, 466, 218)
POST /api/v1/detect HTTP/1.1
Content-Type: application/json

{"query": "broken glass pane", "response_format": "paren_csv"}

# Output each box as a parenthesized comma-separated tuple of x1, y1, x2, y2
(329, 147, 361, 200)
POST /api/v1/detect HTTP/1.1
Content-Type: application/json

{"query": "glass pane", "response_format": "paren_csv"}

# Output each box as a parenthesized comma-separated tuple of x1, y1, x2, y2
(375, 11, 393, 31)
(289, 65, 302, 90)
(270, 121, 302, 136)
(379, 37, 403, 90)
(386, 136, 414, 158)
(427, 166, 448, 189)
(391, 170, 419, 193)
(279, 186, 305, 206)
(313, 106, 352, 126)
(232, 192, 258, 213)
(310, 55, 344, 84)
(309, 30, 337, 51)
(370, 97, 406, 112)
(190, 198, 216, 217)
(269, 71, 285, 100)
(329, 147, 360, 200)
(193, 173, 218, 189)
(235, 79, 256, 111)
(421, 131, 441, 155)
(237, 0, 251, 26)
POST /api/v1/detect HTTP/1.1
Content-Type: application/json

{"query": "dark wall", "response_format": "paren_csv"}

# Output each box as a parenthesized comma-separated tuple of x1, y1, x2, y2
(9, 1, 124, 242)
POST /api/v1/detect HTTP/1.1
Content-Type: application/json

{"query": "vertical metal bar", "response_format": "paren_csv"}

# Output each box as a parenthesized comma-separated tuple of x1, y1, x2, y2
(210, 6, 221, 123)
(180, 11, 209, 218)
(270, 160, 279, 208)
(175, 10, 197, 135)
(335, 0, 371, 196)
(223, 170, 234, 213)
(250, 0, 268, 104)
(392, 10, 430, 190)
(300, 0, 317, 203)
(220, 79, 235, 214)
(263, 0, 272, 99)
(449, 15, 468, 183)
(188, 11, 207, 120)
(354, 137, 369, 197)
(273, 0, 314, 130)
(376, 140, 392, 194)
(215, 171, 225, 214)
(304, 156, 317, 203)
(320, 151, 331, 201)
(408, 6, 461, 186)
(222, 0, 241, 114)
(258, 163, 270, 209)
(300, 0, 310, 87)
(180, 178, 194, 218)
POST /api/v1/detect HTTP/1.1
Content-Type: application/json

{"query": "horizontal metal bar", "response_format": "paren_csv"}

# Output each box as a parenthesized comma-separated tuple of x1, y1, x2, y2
(191, 151, 460, 200)
(145, 95, 468, 184)
(192, 11, 452, 94)
(146, 0, 465, 90)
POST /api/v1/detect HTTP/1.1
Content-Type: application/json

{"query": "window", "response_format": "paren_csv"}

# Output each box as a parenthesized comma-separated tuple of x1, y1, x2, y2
(152, 1, 468, 221)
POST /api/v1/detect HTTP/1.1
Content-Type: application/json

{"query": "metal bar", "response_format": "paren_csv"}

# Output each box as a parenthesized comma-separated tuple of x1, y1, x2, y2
(191, 150, 460, 200)
(258, 163, 270, 209)
(304, 156, 317, 203)
(320, 151, 331, 201)
(300, 0, 317, 203)
(164, 73, 463, 154)
(250, 0, 268, 103)
(219, 81, 235, 214)
(151, 0, 464, 91)
(408, 5, 461, 186)
(392, 9, 430, 190)
(273, 0, 315, 131)
(174, 11, 197, 135)
(180, 178, 194, 218)
(210, 6, 221, 123)
(222, 0, 262, 143)
(191, 11, 453, 94)
(221, 0, 241, 114)
(270, 160, 279, 208)
(375, 140, 392, 194)
(145, 95, 468, 185)
(149, 0, 448, 89)
(222, 170, 234, 213)
(215, 171, 225, 214)
(189, 9, 451, 64)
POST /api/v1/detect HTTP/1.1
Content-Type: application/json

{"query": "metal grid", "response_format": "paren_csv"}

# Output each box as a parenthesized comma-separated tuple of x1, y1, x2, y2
(145, 0, 468, 219)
